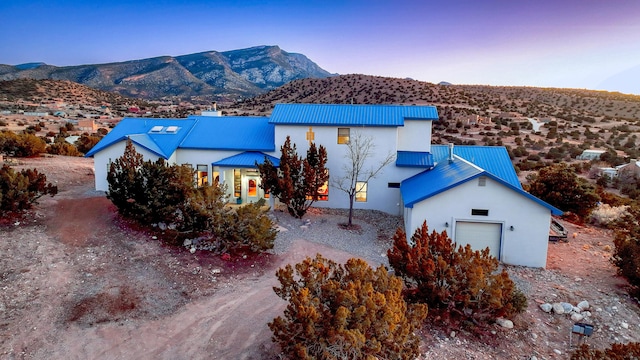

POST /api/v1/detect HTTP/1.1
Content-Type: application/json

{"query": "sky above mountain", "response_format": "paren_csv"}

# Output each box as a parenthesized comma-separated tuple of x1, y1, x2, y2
(2, 0, 639, 95)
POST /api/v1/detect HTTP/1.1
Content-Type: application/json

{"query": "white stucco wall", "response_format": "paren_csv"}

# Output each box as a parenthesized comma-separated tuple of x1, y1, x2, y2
(92, 141, 164, 191)
(274, 124, 424, 215)
(397, 120, 432, 152)
(406, 176, 551, 268)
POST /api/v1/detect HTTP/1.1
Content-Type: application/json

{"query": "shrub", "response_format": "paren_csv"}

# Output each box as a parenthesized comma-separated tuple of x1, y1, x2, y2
(47, 142, 82, 156)
(0, 131, 47, 157)
(388, 222, 526, 325)
(0, 164, 58, 216)
(612, 205, 640, 299)
(527, 163, 600, 219)
(589, 204, 629, 228)
(107, 140, 274, 253)
(571, 342, 640, 359)
(269, 254, 427, 359)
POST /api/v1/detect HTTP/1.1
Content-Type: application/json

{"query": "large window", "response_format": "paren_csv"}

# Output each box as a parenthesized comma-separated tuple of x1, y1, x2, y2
(196, 164, 208, 187)
(355, 181, 367, 202)
(337, 128, 350, 144)
(234, 169, 241, 197)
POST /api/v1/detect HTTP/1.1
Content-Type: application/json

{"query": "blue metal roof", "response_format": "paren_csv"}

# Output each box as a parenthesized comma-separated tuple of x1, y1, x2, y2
(182, 116, 274, 151)
(431, 145, 521, 188)
(396, 151, 434, 168)
(401, 156, 562, 215)
(212, 151, 280, 168)
(85, 118, 197, 158)
(269, 103, 439, 126)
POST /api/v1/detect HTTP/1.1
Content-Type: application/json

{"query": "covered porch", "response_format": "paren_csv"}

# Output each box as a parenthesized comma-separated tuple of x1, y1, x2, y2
(212, 151, 279, 206)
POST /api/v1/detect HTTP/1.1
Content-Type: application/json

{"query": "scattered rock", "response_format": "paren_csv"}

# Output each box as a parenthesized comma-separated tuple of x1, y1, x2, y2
(561, 302, 573, 313)
(621, 322, 629, 329)
(183, 239, 192, 246)
(540, 303, 552, 313)
(552, 303, 565, 315)
(571, 313, 584, 322)
(554, 349, 562, 355)
(496, 318, 514, 329)
(577, 300, 589, 311)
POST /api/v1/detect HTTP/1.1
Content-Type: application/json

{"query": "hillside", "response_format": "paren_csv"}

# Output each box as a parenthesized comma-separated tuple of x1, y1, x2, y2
(0, 46, 334, 102)
(227, 74, 640, 121)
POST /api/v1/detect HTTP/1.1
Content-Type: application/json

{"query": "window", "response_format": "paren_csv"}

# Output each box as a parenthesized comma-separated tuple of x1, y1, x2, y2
(316, 180, 329, 201)
(471, 209, 489, 216)
(355, 181, 367, 202)
(388, 182, 401, 188)
(212, 171, 220, 184)
(234, 169, 241, 197)
(478, 176, 487, 187)
(196, 164, 208, 187)
(248, 179, 257, 197)
(337, 128, 350, 144)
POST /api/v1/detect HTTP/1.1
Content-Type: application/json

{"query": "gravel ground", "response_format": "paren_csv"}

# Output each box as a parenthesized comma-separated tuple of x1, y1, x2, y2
(268, 207, 402, 267)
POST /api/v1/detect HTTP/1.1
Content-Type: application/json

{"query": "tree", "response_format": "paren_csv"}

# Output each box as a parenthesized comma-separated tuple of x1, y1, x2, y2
(333, 131, 394, 227)
(0, 164, 58, 216)
(388, 222, 526, 325)
(257, 136, 328, 218)
(107, 139, 275, 253)
(612, 204, 640, 299)
(269, 254, 427, 359)
(527, 163, 600, 219)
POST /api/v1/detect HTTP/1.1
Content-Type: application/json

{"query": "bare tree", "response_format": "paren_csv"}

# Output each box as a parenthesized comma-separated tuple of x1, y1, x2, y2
(333, 131, 395, 227)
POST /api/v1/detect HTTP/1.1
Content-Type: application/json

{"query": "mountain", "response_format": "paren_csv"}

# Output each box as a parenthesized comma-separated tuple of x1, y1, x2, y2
(0, 46, 334, 102)
(598, 64, 640, 95)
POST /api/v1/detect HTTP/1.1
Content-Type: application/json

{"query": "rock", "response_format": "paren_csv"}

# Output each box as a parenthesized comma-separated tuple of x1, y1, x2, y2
(552, 303, 565, 314)
(450, 331, 456, 338)
(540, 303, 553, 313)
(577, 300, 589, 311)
(554, 349, 562, 355)
(151, 236, 158, 240)
(183, 239, 192, 246)
(531, 333, 538, 340)
(561, 302, 573, 313)
(571, 313, 584, 322)
(158, 222, 167, 230)
(530, 357, 538, 360)
(496, 318, 514, 329)
(189, 247, 196, 254)
(621, 322, 629, 329)
(583, 311, 592, 317)
(572, 306, 582, 313)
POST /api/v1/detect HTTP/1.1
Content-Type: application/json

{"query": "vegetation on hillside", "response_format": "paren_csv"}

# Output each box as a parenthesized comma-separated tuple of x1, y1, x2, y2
(571, 342, 640, 359)
(269, 254, 428, 359)
(388, 222, 527, 327)
(107, 140, 275, 253)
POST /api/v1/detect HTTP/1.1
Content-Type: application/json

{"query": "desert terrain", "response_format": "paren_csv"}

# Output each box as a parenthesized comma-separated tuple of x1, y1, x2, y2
(0, 155, 639, 360)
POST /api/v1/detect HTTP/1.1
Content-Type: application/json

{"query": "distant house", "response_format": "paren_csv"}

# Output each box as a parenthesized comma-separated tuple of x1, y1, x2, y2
(87, 103, 561, 268)
(618, 159, 640, 180)
(577, 149, 606, 160)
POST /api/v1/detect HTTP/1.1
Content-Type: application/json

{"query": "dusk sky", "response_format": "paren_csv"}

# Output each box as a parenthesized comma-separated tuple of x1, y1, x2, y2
(2, 0, 640, 95)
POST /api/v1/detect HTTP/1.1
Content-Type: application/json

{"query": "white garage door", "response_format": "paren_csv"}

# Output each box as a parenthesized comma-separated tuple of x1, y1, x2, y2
(455, 222, 502, 259)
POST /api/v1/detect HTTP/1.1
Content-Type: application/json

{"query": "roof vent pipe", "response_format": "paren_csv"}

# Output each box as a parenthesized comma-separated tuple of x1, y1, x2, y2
(448, 143, 454, 163)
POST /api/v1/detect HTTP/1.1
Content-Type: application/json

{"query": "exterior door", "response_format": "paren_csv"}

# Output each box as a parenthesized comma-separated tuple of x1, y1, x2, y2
(454, 222, 502, 259)
(245, 176, 260, 203)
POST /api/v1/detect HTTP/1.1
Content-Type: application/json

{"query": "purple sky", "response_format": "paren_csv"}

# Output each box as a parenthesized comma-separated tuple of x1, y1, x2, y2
(2, 0, 639, 94)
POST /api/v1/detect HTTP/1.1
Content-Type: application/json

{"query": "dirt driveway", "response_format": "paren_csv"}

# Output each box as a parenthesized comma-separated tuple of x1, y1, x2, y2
(1, 155, 640, 360)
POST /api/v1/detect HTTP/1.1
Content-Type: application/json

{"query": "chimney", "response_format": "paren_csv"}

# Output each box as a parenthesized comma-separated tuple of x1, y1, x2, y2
(448, 143, 454, 163)
(212, 102, 217, 111)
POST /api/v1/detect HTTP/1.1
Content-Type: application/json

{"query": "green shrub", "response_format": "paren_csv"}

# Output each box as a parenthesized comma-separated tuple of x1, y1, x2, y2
(107, 140, 274, 254)
(612, 205, 640, 299)
(269, 254, 427, 359)
(388, 221, 526, 325)
(47, 142, 82, 156)
(0, 131, 47, 157)
(0, 164, 58, 216)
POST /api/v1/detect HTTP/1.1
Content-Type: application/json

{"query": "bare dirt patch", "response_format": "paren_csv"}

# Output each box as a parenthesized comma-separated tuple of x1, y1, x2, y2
(1, 155, 640, 360)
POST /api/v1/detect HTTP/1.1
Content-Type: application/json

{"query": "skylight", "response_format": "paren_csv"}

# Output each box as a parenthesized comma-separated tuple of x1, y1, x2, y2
(150, 125, 164, 133)
(165, 126, 179, 133)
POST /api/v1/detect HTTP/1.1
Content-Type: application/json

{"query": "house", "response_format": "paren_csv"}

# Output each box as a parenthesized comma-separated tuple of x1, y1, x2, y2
(87, 103, 561, 267)
(577, 149, 606, 160)
(617, 159, 640, 180)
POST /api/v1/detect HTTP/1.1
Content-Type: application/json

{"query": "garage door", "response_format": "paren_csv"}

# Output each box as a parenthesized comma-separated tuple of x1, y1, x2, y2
(455, 222, 502, 259)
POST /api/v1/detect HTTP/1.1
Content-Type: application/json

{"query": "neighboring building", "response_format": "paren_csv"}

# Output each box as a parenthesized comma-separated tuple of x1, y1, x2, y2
(577, 149, 606, 160)
(87, 103, 561, 267)
(618, 159, 640, 180)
